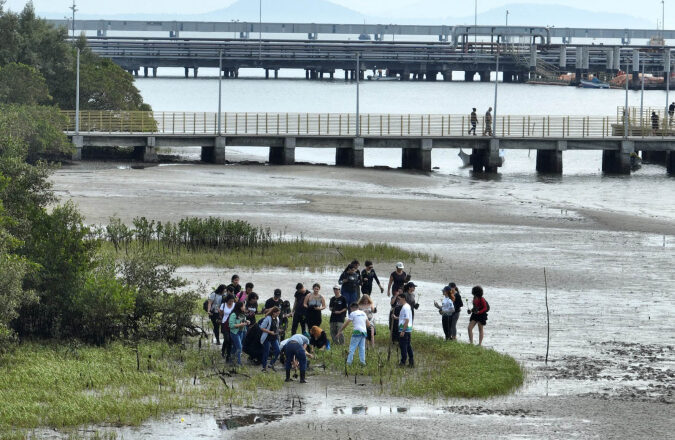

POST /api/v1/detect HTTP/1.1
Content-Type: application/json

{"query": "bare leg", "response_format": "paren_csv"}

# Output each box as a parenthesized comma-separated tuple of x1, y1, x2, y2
(478, 323, 484, 346)
(468, 320, 476, 344)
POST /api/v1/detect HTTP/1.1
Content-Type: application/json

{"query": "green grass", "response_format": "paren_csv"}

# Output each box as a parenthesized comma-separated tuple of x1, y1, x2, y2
(0, 340, 277, 440)
(98, 240, 434, 270)
(312, 323, 524, 399)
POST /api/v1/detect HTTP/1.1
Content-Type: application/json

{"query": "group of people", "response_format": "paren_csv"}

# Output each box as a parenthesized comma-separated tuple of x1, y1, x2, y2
(469, 107, 493, 136)
(205, 262, 490, 383)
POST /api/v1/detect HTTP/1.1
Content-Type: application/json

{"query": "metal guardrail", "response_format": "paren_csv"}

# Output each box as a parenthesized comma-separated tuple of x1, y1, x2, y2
(62, 111, 675, 139)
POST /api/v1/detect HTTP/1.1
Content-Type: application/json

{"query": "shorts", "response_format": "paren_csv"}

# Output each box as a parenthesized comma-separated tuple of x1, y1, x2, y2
(470, 313, 487, 326)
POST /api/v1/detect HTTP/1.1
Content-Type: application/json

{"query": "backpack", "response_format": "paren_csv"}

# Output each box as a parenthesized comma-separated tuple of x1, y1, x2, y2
(485, 300, 490, 313)
(202, 299, 209, 312)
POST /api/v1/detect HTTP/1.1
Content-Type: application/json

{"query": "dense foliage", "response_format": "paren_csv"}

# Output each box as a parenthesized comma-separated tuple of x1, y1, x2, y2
(0, 1, 150, 112)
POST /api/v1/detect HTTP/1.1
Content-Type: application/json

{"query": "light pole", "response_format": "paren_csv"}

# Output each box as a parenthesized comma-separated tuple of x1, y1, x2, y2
(506, 9, 509, 26)
(474, 0, 478, 44)
(75, 48, 80, 135)
(624, 54, 629, 139)
(493, 44, 500, 137)
(356, 52, 360, 137)
(259, 0, 262, 60)
(666, 48, 671, 128)
(640, 60, 645, 132)
(218, 50, 222, 135)
(69, 0, 77, 39)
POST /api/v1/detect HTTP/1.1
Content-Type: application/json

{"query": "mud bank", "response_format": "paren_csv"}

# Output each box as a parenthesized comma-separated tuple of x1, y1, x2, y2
(48, 161, 675, 439)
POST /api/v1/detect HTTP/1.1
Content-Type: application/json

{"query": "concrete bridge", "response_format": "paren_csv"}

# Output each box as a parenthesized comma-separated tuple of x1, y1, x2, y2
(80, 37, 673, 85)
(64, 111, 675, 175)
(49, 19, 675, 46)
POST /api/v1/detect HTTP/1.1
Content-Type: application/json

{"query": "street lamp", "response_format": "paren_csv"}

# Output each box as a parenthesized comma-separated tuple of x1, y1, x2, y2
(356, 52, 360, 137)
(75, 48, 80, 135)
(506, 9, 509, 26)
(218, 50, 222, 135)
(493, 44, 500, 136)
(69, 0, 77, 39)
(259, 0, 262, 60)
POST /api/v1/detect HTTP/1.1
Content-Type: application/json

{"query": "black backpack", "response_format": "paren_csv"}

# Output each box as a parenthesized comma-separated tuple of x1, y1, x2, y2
(485, 300, 490, 312)
(202, 299, 209, 312)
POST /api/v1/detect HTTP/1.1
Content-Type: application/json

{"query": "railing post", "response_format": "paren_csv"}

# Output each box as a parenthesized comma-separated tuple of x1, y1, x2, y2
(277, 114, 280, 135)
(306, 113, 309, 134)
(339, 114, 343, 135)
(401, 115, 403, 136)
(408, 115, 411, 135)
(388, 114, 391, 135)
(235, 113, 238, 135)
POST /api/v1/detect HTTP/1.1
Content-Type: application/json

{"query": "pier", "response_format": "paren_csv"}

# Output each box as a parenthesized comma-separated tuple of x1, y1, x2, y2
(64, 110, 675, 175)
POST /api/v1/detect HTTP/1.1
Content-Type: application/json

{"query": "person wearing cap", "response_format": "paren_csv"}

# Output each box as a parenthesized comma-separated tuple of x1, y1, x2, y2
(387, 263, 407, 297)
(397, 293, 414, 367)
(434, 286, 456, 340)
(262, 288, 283, 315)
(329, 284, 348, 345)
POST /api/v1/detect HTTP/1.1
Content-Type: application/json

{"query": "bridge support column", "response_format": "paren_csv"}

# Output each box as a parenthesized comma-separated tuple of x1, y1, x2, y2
(274, 69, 279, 78)
(479, 71, 490, 82)
(152, 67, 157, 77)
(667, 151, 675, 175)
(144, 67, 149, 78)
(402, 139, 432, 172)
(442, 71, 452, 81)
(193, 67, 199, 78)
(472, 139, 502, 173)
(201, 137, 226, 164)
(464, 71, 475, 82)
(602, 141, 633, 175)
(265, 69, 269, 79)
(184, 67, 189, 78)
(134, 137, 159, 163)
(269, 137, 296, 165)
(336, 138, 364, 168)
(536, 142, 565, 174)
(71, 135, 83, 161)
(632, 49, 640, 88)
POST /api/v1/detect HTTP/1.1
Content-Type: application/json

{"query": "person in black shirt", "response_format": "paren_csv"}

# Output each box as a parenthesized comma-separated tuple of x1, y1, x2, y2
(449, 283, 463, 341)
(228, 274, 242, 296)
(291, 283, 309, 335)
(263, 289, 283, 314)
(328, 285, 348, 345)
(244, 292, 259, 329)
(309, 325, 329, 350)
(387, 262, 407, 297)
(361, 260, 384, 295)
(340, 264, 361, 307)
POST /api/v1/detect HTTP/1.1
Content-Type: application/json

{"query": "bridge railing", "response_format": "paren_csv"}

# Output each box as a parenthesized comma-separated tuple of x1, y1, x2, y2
(62, 111, 675, 139)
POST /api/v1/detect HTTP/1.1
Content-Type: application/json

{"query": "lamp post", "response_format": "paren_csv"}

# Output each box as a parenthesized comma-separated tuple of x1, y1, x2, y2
(259, 0, 262, 60)
(356, 52, 360, 137)
(493, 44, 500, 137)
(75, 48, 80, 135)
(506, 9, 509, 26)
(624, 54, 629, 139)
(218, 50, 222, 135)
(69, 0, 77, 39)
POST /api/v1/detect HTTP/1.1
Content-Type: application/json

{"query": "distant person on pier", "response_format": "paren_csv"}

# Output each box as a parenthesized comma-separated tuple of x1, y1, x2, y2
(469, 108, 478, 135)
(483, 107, 493, 136)
(467, 286, 488, 346)
(651, 111, 659, 134)
(669, 102, 674, 126)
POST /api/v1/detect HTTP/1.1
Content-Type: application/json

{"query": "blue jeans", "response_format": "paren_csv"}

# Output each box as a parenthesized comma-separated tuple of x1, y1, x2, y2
(284, 341, 307, 372)
(347, 333, 366, 365)
(343, 289, 357, 308)
(261, 337, 280, 369)
(231, 332, 244, 365)
(399, 332, 414, 365)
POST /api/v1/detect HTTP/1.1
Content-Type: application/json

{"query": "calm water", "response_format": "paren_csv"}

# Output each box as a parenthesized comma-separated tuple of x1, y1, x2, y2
(134, 77, 675, 220)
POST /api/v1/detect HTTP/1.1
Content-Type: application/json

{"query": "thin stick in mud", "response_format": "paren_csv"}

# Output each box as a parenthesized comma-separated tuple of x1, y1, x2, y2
(544, 267, 550, 365)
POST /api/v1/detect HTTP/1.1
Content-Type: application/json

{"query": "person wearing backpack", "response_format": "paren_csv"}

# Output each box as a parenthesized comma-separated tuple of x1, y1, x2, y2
(259, 307, 281, 372)
(467, 285, 488, 346)
(207, 285, 226, 344)
(219, 291, 236, 361)
(434, 285, 455, 341)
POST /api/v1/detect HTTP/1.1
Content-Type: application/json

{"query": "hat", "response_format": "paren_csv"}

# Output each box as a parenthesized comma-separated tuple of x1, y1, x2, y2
(333, 285, 341, 290)
(396, 262, 404, 269)
(273, 289, 281, 296)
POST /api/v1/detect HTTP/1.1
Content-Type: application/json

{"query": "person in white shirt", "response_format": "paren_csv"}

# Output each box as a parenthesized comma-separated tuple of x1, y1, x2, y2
(219, 292, 236, 361)
(398, 294, 414, 367)
(434, 285, 456, 341)
(337, 303, 372, 366)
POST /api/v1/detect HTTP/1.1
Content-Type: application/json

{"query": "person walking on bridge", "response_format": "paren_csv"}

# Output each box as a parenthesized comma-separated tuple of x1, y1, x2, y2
(669, 102, 674, 127)
(651, 111, 660, 135)
(483, 107, 493, 136)
(468, 108, 478, 135)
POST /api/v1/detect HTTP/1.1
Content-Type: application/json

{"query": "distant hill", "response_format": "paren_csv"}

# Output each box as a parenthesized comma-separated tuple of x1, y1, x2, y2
(199, 0, 367, 23)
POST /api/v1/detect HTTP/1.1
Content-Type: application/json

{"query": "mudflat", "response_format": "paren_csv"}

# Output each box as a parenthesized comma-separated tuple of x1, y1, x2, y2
(50, 161, 675, 439)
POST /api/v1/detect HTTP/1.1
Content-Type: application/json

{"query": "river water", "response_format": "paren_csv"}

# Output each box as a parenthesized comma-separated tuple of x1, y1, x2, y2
(49, 77, 674, 439)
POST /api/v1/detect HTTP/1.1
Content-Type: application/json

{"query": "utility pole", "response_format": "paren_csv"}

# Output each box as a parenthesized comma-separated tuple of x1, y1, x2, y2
(493, 44, 500, 137)
(218, 50, 222, 136)
(259, 0, 262, 60)
(624, 53, 629, 139)
(506, 9, 509, 26)
(356, 52, 360, 137)
(75, 48, 80, 135)
(69, 1, 77, 39)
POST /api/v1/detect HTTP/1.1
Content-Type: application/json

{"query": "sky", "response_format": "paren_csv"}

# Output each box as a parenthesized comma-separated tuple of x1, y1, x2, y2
(2, 0, 667, 23)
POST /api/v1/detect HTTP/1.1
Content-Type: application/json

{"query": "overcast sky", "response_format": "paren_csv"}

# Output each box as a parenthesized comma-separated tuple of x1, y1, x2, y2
(2, 0, 666, 22)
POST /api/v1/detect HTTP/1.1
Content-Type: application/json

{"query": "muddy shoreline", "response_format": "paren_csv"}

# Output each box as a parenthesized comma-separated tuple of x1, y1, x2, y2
(48, 161, 675, 439)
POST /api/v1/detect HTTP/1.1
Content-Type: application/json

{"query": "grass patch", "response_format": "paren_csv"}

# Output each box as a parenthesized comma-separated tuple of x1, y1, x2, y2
(98, 240, 434, 270)
(312, 323, 524, 399)
(0, 340, 275, 439)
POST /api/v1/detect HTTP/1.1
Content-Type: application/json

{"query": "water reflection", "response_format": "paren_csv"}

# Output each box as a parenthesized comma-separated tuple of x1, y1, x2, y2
(216, 413, 284, 430)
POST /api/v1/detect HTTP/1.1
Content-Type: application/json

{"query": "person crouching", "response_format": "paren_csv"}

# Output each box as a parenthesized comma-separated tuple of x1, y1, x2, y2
(280, 334, 313, 383)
